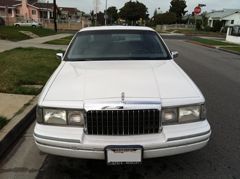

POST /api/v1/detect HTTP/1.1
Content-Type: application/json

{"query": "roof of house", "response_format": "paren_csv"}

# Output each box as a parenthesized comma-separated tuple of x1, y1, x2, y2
(31, 2, 54, 9)
(60, 7, 80, 15)
(0, 0, 20, 7)
(207, 9, 240, 20)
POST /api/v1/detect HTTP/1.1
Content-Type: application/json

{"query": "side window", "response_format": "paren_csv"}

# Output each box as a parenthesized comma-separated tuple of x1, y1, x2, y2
(231, 20, 234, 24)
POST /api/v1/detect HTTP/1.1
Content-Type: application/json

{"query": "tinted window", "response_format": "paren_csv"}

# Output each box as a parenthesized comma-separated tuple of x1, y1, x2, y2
(66, 30, 171, 61)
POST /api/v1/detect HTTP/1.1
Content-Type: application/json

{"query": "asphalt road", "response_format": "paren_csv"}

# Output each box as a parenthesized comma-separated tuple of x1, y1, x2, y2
(0, 38, 240, 179)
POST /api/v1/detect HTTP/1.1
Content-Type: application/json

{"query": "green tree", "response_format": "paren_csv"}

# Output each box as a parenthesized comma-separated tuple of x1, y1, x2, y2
(106, 6, 118, 24)
(96, 11, 105, 25)
(169, 0, 187, 23)
(154, 12, 177, 25)
(119, 1, 148, 25)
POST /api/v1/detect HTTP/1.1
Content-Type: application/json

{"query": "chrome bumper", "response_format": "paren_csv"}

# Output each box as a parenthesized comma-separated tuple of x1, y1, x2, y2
(34, 120, 211, 159)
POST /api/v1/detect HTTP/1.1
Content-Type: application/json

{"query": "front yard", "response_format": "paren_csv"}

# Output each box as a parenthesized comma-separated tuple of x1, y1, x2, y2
(0, 48, 61, 95)
(0, 26, 56, 41)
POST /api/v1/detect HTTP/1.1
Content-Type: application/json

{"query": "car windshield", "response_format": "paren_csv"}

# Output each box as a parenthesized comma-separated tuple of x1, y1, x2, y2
(66, 30, 171, 61)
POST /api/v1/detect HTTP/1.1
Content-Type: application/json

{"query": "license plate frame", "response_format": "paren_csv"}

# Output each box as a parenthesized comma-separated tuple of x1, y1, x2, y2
(105, 145, 143, 165)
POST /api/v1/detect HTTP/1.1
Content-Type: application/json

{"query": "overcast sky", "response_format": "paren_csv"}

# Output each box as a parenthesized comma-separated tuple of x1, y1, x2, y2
(51, 0, 240, 16)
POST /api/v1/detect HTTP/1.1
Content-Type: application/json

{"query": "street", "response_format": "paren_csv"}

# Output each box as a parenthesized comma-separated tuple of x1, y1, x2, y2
(0, 38, 240, 179)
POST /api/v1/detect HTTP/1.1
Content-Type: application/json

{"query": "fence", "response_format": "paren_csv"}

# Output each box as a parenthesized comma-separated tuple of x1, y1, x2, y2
(156, 24, 195, 31)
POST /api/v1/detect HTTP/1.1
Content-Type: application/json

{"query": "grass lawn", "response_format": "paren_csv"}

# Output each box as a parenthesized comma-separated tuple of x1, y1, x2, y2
(0, 26, 56, 41)
(191, 37, 235, 46)
(0, 48, 61, 95)
(45, 35, 74, 45)
(0, 116, 8, 130)
(221, 46, 240, 53)
(173, 29, 225, 36)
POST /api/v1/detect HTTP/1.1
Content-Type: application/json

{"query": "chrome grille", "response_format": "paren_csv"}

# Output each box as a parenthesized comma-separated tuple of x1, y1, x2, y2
(86, 109, 160, 135)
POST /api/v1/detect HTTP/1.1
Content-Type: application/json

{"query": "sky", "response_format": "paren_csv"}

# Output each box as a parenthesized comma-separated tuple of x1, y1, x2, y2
(49, 0, 240, 16)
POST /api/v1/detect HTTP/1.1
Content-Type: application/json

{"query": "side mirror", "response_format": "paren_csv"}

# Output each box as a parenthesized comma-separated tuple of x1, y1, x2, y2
(171, 51, 179, 59)
(56, 53, 64, 60)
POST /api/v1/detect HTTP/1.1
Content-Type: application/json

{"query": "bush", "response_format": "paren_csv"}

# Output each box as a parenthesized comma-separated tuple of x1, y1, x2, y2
(196, 20, 202, 31)
(154, 12, 177, 25)
(204, 26, 212, 32)
(212, 20, 224, 32)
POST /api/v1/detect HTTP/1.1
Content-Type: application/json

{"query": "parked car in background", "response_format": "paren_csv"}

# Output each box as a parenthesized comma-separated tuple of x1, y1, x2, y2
(34, 26, 211, 165)
(14, 21, 42, 28)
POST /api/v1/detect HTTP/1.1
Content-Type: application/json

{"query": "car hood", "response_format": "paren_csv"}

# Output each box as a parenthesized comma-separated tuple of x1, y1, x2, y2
(42, 60, 202, 105)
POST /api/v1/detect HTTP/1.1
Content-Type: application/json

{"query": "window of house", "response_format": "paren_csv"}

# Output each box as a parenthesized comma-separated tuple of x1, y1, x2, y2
(8, 9, 12, 14)
(230, 26, 240, 36)
(231, 20, 234, 24)
(32, 10, 36, 15)
(15, 9, 20, 14)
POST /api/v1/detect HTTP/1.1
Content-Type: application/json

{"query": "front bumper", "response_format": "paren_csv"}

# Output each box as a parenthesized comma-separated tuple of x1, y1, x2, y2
(34, 120, 211, 159)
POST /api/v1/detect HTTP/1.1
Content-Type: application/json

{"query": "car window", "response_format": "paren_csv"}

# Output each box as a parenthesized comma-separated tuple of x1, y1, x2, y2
(66, 30, 171, 61)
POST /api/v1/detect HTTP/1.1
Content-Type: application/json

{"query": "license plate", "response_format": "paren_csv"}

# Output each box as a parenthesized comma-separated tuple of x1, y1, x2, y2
(105, 145, 143, 165)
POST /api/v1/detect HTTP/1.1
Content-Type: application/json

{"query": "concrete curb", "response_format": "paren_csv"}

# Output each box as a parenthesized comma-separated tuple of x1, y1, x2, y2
(218, 48, 240, 56)
(0, 96, 37, 158)
(185, 40, 240, 56)
(185, 40, 216, 49)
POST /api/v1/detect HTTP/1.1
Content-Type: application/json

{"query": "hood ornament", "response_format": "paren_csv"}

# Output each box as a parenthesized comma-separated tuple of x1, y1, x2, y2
(121, 92, 126, 104)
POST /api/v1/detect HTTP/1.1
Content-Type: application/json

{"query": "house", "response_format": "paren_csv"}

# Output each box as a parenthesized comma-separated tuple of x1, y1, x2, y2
(0, 0, 56, 24)
(59, 7, 83, 21)
(207, 9, 240, 27)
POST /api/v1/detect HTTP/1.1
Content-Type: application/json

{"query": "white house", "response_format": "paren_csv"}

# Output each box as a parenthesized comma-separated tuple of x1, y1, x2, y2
(207, 9, 240, 27)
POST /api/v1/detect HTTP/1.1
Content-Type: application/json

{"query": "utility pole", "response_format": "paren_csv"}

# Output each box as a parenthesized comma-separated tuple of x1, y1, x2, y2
(53, 0, 57, 32)
(104, 0, 108, 25)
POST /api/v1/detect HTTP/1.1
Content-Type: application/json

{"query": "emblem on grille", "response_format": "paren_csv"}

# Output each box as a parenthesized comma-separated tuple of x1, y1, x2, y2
(121, 92, 125, 104)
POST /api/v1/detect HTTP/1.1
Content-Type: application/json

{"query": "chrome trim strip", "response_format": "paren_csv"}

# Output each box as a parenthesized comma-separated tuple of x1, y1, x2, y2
(36, 141, 102, 151)
(167, 130, 211, 142)
(36, 138, 209, 152)
(34, 133, 80, 143)
(84, 101, 161, 111)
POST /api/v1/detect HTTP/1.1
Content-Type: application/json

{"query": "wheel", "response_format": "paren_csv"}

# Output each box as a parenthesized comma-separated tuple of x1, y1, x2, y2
(32, 25, 36, 28)
(15, 24, 20, 27)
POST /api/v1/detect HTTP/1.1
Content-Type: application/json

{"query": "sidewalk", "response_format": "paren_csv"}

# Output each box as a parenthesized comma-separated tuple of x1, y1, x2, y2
(0, 93, 34, 120)
(0, 33, 70, 157)
(0, 33, 71, 52)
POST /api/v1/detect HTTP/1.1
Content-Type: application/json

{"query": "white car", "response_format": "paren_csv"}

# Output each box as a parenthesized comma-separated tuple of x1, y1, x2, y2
(34, 26, 211, 165)
(14, 21, 42, 28)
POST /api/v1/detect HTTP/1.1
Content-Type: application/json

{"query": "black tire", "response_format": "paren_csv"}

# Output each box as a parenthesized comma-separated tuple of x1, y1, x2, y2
(32, 25, 36, 28)
(15, 24, 20, 27)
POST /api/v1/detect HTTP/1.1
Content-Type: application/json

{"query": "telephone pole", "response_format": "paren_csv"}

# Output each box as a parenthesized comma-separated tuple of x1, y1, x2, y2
(104, 0, 108, 25)
(53, 0, 57, 32)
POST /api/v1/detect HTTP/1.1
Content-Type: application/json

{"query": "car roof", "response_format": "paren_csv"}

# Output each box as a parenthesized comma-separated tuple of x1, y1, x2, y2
(79, 26, 155, 32)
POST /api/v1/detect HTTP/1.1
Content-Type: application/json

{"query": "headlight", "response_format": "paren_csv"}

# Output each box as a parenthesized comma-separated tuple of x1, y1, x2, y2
(162, 104, 206, 125)
(162, 108, 178, 124)
(179, 105, 200, 122)
(68, 110, 85, 126)
(36, 107, 85, 126)
(43, 108, 67, 125)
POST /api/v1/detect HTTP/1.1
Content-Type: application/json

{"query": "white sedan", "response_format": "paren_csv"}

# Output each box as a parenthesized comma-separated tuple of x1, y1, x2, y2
(14, 21, 42, 28)
(34, 26, 211, 165)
